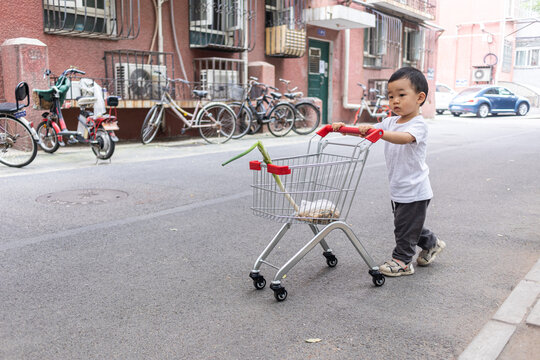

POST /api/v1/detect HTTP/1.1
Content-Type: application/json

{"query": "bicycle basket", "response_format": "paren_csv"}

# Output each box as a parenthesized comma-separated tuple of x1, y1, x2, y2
(32, 89, 53, 110)
(249, 84, 265, 99)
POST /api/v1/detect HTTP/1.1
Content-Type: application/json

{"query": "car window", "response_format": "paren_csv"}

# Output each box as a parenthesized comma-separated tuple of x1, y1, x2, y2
(436, 85, 451, 93)
(498, 88, 512, 96)
(484, 88, 498, 95)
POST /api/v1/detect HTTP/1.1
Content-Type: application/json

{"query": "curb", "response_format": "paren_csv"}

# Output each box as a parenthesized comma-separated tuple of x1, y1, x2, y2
(459, 258, 540, 360)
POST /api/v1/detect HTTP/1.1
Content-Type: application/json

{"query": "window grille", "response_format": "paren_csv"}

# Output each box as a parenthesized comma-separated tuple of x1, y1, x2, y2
(189, 0, 256, 51)
(103, 50, 174, 100)
(265, 0, 307, 57)
(193, 57, 246, 101)
(43, 0, 140, 40)
(363, 10, 401, 69)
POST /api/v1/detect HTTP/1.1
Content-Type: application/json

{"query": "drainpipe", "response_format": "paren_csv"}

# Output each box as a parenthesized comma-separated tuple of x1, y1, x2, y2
(342, 29, 362, 109)
(242, 0, 248, 86)
(158, 0, 166, 61)
(494, 1, 506, 85)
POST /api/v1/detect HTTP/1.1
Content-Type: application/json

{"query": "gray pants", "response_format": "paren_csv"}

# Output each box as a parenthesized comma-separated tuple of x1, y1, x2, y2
(391, 200, 437, 263)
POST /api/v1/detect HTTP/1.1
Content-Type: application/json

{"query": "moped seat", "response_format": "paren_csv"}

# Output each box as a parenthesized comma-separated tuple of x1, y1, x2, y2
(0, 102, 25, 113)
(77, 96, 97, 106)
(0, 82, 30, 113)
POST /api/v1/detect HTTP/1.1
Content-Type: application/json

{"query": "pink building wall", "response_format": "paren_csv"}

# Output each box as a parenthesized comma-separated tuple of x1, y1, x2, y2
(436, 0, 515, 91)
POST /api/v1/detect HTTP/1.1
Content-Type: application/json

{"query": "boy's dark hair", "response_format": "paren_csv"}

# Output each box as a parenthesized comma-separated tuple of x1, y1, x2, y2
(388, 67, 428, 106)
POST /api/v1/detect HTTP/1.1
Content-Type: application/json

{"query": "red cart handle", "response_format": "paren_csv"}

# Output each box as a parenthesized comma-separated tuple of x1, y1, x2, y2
(316, 124, 384, 143)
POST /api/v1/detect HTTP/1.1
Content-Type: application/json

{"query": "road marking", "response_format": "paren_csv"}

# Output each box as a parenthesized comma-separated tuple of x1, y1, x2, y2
(0, 191, 251, 252)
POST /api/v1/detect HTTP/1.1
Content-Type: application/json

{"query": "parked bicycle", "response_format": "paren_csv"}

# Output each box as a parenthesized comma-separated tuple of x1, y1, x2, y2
(278, 78, 321, 135)
(0, 82, 39, 167)
(229, 77, 296, 137)
(353, 83, 391, 124)
(141, 73, 235, 145)
(34, 68, 119, 160)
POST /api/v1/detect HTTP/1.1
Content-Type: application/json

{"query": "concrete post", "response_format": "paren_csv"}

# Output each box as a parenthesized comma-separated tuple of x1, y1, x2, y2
(1, 38, 49, 126)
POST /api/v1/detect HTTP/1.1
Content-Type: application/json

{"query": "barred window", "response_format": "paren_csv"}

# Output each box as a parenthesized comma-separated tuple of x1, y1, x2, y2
(43, 0, 140, 39)
(189, 0, 255, 51)
(363, 11, 401, 69)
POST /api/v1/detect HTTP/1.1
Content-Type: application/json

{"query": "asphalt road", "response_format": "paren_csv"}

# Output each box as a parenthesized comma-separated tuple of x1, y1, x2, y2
(1, 113, 539, 359)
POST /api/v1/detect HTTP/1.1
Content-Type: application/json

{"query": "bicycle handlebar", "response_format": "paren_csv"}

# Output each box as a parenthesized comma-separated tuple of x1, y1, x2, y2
(62, 68, 86, 76)
(316, 125, 384, 143)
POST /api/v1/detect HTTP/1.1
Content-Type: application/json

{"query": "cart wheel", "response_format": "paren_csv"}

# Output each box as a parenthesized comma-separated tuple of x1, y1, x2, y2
(274, 288, 288, 302)
(372, 274, 385, 287)
(326, 255, 338, 268)
(253, 277, 266, 290)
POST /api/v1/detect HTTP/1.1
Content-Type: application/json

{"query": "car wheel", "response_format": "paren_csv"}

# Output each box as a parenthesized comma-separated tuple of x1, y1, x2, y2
(436, 110, 444, 115)
(451, 112, 461, 117)
(477, 104, 490, 118)
(517, 103, 529, 116)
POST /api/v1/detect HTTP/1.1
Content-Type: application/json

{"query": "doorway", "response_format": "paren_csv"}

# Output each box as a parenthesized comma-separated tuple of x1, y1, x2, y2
(308, 39, 330, 124)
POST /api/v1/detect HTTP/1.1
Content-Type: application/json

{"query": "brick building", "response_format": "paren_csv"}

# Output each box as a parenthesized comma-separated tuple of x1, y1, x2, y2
(0, 0, 439, 140)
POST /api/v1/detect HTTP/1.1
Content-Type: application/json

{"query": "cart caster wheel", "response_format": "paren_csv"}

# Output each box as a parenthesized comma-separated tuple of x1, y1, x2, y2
(253, 277, 266, 290)
(326, 255, 338, 267)
(372, 274, 385, 286)
(273, 288, 288, 302)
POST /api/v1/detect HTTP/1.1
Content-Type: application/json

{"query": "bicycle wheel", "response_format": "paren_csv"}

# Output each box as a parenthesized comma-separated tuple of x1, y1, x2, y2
(141, 104, 164, 144)
(36, 121, 60, 153)
(197, 103, 235, 144)
(92, 129, 115, 160)
(267, 103, 295, 137)
(292, 102, 320, 135)
(229, 102, 253, 139)
(0, 115, 38, 168)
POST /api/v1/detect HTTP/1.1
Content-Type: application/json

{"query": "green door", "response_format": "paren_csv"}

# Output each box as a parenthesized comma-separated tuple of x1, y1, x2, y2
(308, 39, 330, 124)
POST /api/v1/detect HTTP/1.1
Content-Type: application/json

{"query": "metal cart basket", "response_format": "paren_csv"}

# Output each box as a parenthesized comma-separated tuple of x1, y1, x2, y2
(248, 125, 386, 301)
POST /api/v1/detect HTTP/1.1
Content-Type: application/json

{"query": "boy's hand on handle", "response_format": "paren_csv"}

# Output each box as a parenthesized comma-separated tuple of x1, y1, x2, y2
(332, 122, 346, 134)
(357, 125, 375, 137)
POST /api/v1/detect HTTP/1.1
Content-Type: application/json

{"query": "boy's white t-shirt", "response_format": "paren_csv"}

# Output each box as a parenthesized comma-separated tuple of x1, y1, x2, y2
(373, 115, 433, 203)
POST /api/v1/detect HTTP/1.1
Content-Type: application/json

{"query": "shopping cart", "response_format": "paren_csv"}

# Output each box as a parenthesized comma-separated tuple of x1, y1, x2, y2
(247, 124, 386, 301)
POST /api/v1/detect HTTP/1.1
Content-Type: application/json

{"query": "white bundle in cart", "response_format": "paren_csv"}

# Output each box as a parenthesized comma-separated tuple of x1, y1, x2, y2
(296, 199, 341, 223)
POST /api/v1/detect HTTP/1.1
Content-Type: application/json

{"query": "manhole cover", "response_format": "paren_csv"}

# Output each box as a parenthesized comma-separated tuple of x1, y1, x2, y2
(36, 189, 128, 205)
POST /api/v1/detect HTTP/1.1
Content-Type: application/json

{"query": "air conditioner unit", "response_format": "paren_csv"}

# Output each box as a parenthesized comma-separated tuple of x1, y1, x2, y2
(114, 63, 167, 100)
(200, 69, 239, 100)
(472, 66, 492, 82)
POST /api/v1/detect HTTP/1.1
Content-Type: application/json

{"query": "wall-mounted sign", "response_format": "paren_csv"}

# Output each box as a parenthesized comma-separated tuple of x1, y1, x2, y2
(317, 29, 326, 37)
(455, 79, 468, 87)
(427, 68, 434, 80)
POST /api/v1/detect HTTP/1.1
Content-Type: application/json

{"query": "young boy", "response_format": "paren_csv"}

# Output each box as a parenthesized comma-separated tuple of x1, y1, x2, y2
(333, 67, 445, 277)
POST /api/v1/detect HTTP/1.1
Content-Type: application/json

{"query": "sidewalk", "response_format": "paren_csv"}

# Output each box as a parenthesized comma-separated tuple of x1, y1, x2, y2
(459, 258, 540, 360)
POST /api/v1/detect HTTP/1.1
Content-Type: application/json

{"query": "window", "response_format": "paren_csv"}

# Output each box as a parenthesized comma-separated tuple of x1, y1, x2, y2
(515, 48, 540, 67)
(403, 27, 423, 65)
(43, 0, 125, 38)
(266, 0, 298, 30)
(498, 88, 513, 96)
(532, 49, 539, 66)
(308, 48, 321, 74)
(265, 0, 306, 57)
(436, 85, 451, 93)
(363, 11, 401, 69)
(190, 0, 244, 31)
(189, 0, 250, 50)
(515, 50, 527, 66)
